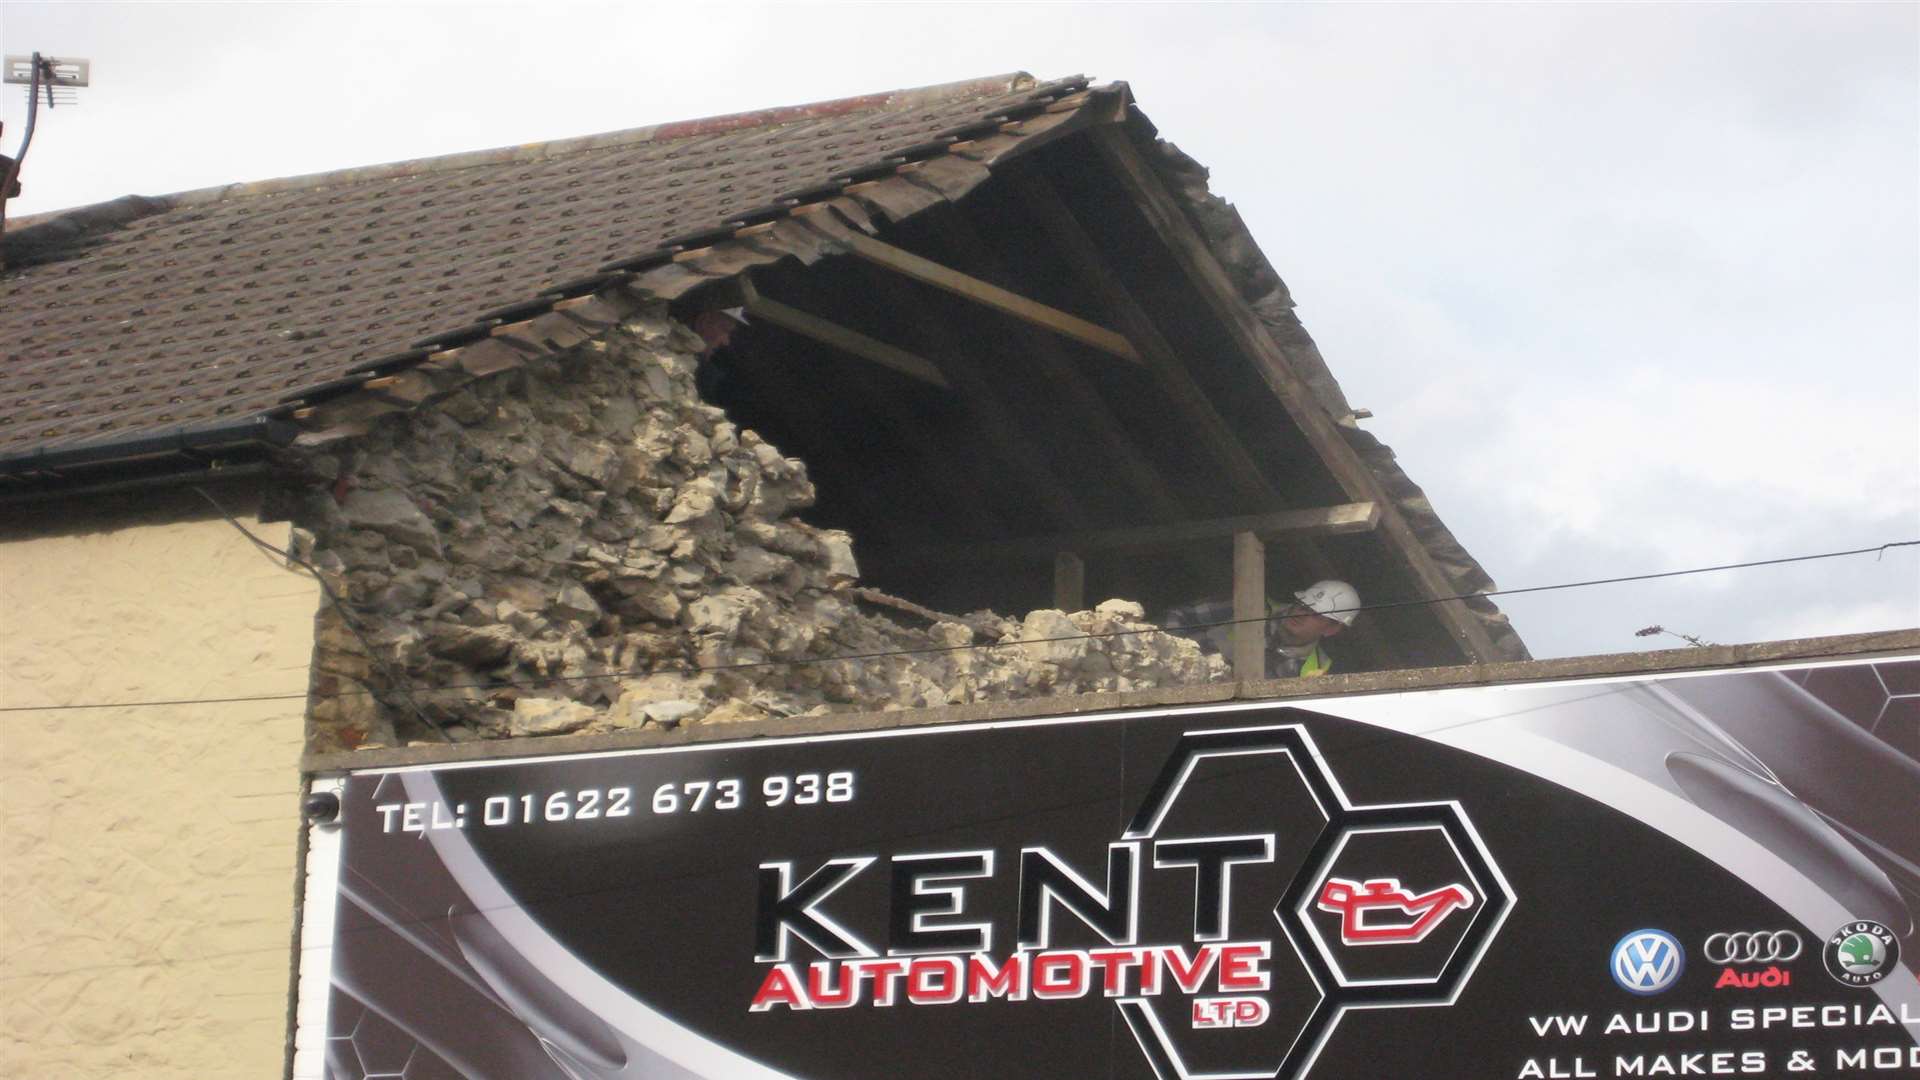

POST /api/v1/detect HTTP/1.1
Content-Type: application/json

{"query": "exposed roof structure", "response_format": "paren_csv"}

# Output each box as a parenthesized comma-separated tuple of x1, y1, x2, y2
(0, 72, 1528, 666)
(0, 73, 1064, 457)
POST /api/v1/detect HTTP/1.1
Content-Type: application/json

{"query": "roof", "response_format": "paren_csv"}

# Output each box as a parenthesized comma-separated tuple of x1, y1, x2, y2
(0, 72, 1528, 662)
(0, 72, 1069, 461)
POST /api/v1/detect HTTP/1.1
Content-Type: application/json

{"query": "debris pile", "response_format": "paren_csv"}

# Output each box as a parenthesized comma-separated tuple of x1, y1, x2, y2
(297, 308, 1220, 750)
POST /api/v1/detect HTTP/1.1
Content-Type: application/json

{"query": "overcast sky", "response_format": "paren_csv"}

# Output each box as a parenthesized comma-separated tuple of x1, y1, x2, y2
(4, 1, 1916, 659)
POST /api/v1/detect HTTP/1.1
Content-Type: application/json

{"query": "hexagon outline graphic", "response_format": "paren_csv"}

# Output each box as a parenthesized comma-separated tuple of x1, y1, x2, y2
(1114, 713, 1517, 1080)
(1289, 820, 1500, 991)
(1278, 799, 1515, 1006)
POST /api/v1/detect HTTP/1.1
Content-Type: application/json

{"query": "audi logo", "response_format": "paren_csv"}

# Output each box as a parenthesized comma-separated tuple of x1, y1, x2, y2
(1704, 930, 1803, 964)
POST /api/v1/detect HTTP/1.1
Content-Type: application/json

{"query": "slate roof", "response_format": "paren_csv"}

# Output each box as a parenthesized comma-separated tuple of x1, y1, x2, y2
(0, 72, 1528, 659)
(0, 72, 1072, 462)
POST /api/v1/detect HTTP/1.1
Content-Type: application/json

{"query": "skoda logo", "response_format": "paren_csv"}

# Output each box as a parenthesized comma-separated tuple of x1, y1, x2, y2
(1612, 929, 1685, 995)
(1704, 930, 1802, 965)
(1823, 920, 1900, 987)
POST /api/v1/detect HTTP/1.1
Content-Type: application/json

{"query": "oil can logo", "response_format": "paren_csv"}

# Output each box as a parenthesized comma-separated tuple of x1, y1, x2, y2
(1823, 921, 1899, 987)
(1315, 878, 1475, 945)
(1611, 930, 1684, 995)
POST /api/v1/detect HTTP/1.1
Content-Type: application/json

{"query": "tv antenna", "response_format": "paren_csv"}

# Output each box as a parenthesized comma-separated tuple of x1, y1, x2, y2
(2, 52, 91, 238)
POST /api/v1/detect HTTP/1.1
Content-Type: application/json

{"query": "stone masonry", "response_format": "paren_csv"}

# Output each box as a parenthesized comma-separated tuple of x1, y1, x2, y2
(295, 305, 1220, 751)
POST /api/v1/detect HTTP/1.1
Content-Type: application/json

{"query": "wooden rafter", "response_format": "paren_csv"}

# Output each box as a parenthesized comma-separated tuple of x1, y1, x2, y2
(1006, 158, 1402, 667)
(721, 322, 902, 545)
(763, 268, 1010, 536)
(1087, 123, 1500, 663)
(849, 259, 1090, 531)
(879, 503, 1378, 566)
(738, 275, 948, 389)
(927, 209, 1187, 524)
(837, 230, 1142, 364)
(1006, 162, 1275, 508)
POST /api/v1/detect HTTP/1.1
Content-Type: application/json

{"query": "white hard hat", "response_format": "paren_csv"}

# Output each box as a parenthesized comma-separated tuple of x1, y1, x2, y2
(1294, 580, 1360, 627)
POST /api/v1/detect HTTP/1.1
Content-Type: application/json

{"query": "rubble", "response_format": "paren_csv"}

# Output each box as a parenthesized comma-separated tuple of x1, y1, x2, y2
(296, 306, 1223, 751)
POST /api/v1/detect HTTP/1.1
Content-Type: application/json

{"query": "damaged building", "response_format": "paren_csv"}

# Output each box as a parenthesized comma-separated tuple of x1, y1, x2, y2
(0, 73, 1544, 1077)
(3, 74, 1526, 747)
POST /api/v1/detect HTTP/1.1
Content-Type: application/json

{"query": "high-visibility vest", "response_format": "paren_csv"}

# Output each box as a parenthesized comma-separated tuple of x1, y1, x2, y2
(1298, 643, 1332, 678)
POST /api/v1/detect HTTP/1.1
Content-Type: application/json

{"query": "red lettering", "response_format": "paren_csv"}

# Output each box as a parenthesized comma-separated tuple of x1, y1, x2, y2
(1163, 945, 1218, 994)
(966, 954, 1025, 1001)
(907, 957, 964, 1005)
(1032, 951, 1089, 999)
(1088, 948, 1144, 997)
(859, 959, 908, 1006)
(1217, 943, 1270, 992)
(806, 962, 857, 1008)
(750, 964, 808, 1011)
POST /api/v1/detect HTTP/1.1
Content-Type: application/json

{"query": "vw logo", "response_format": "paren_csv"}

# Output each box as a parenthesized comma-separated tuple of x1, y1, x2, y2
(1704, 930, 1802, 965)
(1612, 929, 1685, 995)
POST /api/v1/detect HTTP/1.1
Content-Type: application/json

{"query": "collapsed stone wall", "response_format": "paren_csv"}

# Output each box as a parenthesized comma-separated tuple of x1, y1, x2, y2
(294, 306, 1220, 750)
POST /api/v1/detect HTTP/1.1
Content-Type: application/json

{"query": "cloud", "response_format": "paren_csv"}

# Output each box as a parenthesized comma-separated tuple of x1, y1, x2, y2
(1468, 367, 1919, 566)
(1741, 597, 1920, 644)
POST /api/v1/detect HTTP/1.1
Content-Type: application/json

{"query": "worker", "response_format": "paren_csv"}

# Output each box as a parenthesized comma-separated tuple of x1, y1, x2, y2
(1162, 579, 1360, 678)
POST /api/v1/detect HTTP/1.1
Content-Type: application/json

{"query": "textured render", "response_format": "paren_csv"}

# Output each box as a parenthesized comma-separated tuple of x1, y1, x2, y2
(0, 499, 319, 1079)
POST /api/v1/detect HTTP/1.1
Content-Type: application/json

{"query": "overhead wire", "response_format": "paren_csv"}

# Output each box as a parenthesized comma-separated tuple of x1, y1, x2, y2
(191, 487, 453, 741)
(0, 537, 1913, 716)
(0, 678, 1744, 985)
(0, 643, 1899, 987)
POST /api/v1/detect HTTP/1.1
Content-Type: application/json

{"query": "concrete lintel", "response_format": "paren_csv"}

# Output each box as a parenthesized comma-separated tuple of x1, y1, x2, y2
(304, 628, 1920, 775)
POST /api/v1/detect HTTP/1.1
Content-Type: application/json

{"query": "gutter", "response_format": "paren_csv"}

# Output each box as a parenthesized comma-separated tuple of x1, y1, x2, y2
(0, 414, 300, 503)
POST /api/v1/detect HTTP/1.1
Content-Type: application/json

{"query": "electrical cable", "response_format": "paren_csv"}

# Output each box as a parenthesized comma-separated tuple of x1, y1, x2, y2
(0, 538, 1913, 716)
(0, 679, 1724, 985)
(0, 646, 1901, 987)
(191, 487, 453, 741)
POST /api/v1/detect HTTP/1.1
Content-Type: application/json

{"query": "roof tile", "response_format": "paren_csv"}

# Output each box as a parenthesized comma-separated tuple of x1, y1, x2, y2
(1, 73, 1062, 458)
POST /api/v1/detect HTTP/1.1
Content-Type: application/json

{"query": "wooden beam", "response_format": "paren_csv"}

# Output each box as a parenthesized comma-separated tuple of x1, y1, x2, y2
(876, 503, 1378, 566)
(850, 260, 1090, 531)
(1088, 124, 1501, 664)
(1008, 160, 1403, 669)
(1007, 162, 1275, 508)
(1054, 551, 1086, 612)
(929, 209, 1187, 524)
(765, 268, 1010, 537)
(1232, 531, 1267, 680)
(738, 275, 949, 389)
(720, 317, 902, 546)
(837, 230, 1142, 364)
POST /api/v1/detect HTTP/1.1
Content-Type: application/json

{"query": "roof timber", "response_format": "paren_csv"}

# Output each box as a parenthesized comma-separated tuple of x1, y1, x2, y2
(740, 265, 1011, 537)
(737, 274, 948, 389)
(1003, 161, 1274, 508)
(875, 502, 1379, 567)
(1086, 122, 1501, 664)
(1001, 157, 1403, 667)
(847, 259, 1090, 531)
(924, 207, 1187, 524)
(832, 229, 1141, 364)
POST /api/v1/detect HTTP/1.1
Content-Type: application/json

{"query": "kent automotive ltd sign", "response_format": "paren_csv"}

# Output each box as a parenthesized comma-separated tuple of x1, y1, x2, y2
(299, 656, 1920, 1079)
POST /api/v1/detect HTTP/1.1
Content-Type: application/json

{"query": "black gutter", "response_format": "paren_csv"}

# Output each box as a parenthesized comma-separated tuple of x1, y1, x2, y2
(0, 414, 300, 481)
(0, 461, 278, 509)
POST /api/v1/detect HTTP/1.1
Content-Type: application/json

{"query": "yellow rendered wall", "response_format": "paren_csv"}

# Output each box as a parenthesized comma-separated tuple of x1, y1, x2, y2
(0, 491, 319, 1079)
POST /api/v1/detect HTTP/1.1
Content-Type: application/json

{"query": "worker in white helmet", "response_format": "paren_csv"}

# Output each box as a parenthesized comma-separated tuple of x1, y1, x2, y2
(1162, 579, 1360, 678)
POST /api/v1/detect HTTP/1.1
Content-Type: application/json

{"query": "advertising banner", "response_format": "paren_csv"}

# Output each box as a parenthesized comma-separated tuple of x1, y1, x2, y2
(301, 655, 1920, 1079)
